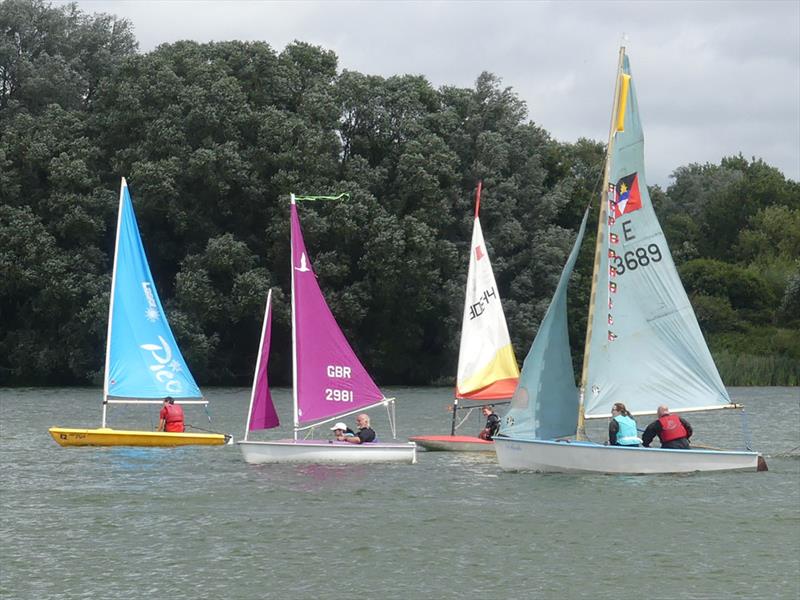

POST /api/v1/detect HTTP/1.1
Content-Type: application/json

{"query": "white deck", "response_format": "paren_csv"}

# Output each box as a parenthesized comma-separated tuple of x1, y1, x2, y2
(494, 437, 762, 474)
(237, 439, 417, 464)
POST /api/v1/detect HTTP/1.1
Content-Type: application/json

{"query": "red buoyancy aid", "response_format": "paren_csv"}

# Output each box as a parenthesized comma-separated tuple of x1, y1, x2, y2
(164, 403, 185, 433)
(658, 413, 688, 443)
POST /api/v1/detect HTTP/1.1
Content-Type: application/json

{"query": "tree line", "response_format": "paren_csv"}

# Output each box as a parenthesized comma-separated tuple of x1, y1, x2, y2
(1, 0, 797, 387)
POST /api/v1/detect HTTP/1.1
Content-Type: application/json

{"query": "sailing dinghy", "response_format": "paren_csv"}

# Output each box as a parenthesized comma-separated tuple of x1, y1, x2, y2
(49, 178, 229, 447)
(237, 194, 417, 464)
(493, 48, 766, 474)
(410, 182, 518, 452)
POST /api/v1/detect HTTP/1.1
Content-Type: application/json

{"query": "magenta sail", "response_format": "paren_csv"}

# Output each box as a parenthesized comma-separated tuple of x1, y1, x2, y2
(248, 291, 279, 431)
(291, 202, 385, 424)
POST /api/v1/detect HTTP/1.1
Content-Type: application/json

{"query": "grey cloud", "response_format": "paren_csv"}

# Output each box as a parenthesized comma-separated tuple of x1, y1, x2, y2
(59, 0, 800, 186)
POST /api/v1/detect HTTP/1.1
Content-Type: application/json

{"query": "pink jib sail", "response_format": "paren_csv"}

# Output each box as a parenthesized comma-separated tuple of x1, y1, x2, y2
(291, 201, 385, 425)
(248, 290, 280, 430)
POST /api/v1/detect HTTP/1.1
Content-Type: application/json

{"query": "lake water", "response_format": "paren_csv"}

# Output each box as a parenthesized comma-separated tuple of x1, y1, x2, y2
(1, 386, 798, 599)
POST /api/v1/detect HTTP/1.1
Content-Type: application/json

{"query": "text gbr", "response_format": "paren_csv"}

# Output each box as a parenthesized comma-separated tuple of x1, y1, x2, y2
(325, 365, 353, 402)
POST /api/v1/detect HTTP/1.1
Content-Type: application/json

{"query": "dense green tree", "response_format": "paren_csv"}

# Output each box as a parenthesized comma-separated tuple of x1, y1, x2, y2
(1, 1, 796, 387)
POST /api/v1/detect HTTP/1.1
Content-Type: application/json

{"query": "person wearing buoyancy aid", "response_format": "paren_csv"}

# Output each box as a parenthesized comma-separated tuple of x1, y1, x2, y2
(157, 397, 185, 433)
(608, 402, 642, 446)
(641, 405, 693, 449)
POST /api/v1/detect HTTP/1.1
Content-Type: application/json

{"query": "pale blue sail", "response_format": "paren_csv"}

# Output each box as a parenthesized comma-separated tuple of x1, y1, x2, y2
(583, 55, 729, 418)
(501, 209, 589, 440)
(106, 179, 202, 400)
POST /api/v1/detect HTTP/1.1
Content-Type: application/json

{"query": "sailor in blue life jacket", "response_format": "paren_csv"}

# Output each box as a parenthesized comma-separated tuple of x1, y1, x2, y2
(609, 402, 642, 446)
(642, 405, 693, 449)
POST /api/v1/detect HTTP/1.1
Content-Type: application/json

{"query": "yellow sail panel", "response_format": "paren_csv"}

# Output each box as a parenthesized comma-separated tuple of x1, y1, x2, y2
(616, 74, 631, 132)
(456, 344, 520, 398)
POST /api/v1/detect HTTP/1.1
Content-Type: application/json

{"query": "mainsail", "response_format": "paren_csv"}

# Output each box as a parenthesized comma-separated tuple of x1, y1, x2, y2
(245, 289, 280, 433)
(582, 53, 730, 419)
(105, 178, 202, 401)
(290, 197, 385, 426)
(455, 182, 519, 400)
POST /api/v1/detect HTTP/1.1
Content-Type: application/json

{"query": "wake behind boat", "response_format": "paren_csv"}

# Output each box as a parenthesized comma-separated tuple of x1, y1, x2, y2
(409, 182, 518, 453)
(494, 48, 765, 474)
(237, 195, 416, 464)
(48, 178, 230, 448)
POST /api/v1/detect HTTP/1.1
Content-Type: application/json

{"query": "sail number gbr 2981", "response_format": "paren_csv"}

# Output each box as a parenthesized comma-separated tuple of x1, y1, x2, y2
(325, 365, 354, 402)
(612, 243, 663, 276)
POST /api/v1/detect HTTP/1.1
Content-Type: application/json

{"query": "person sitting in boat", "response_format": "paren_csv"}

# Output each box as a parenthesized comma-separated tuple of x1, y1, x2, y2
(157, 397, 185, 433)
(608, 402, 642, 446)
(336, 413, 376, 444)
(478, 405, 501, 440)
(642, 405, 693, 449)
(330, 422, 355, 439)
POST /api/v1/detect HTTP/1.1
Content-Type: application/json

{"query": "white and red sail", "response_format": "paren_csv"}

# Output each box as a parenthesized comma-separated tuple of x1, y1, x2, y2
(455, 182, 519, 400)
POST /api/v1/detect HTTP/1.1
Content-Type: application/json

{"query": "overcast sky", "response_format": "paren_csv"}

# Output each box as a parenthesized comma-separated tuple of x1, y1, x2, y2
(64, 0, 799, 187)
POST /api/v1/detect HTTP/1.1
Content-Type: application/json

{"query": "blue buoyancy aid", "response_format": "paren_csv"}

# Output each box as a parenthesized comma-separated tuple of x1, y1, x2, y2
(614, 415, 642, 446)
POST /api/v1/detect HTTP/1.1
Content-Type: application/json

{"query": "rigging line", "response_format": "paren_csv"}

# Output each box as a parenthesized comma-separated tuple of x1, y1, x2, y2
(773, 445, 800, 457)
(203, 402, 213, 424)
(740, 407, 754, 451)
(586, 157, 607, 213)
(184, 424, 227, 436)
(454, 407, 477, 431)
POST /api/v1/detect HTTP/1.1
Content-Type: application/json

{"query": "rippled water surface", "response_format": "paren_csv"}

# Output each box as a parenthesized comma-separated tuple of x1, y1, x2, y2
(1, 387, 798, 599)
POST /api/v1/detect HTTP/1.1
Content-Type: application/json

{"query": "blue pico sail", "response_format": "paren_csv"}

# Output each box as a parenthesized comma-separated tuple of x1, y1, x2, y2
(104, 178, 202, 408)
(48, 178, 228, 447)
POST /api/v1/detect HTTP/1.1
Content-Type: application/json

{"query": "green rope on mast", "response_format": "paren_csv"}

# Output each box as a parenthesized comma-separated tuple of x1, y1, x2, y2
(294, 193, 350, 202)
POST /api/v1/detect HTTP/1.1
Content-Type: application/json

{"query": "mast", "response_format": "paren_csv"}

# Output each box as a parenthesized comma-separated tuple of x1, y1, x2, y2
(243, 289, 272, 441)
(576, 46, 626, 440)
(290, 194, 299, 440)
(102, 178, 127, 428)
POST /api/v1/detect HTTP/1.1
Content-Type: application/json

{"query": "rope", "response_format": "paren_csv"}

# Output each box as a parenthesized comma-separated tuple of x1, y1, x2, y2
(740, 407, 754, 451)
(184, 424, 228, 437)
(453, 407, 477, 431)
(772, 445, 800, 457)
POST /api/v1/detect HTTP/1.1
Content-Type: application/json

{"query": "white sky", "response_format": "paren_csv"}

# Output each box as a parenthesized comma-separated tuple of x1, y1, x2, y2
(65, 0, 800, 187)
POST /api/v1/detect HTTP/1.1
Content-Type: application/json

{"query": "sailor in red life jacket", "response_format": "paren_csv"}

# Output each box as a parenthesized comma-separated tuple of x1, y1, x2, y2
(641, 404, 693, 449)
(157, 397, 185, 433)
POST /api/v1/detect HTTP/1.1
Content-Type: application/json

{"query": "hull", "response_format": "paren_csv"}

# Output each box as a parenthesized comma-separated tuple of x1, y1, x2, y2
(49, 427, 230, 447)
(494, 437, 763, 474)
(408, 435, 494, 453)
(237, 439, 417, 464)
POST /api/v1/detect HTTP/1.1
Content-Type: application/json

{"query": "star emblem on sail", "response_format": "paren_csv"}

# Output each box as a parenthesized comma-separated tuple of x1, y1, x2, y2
(613, 173, 643, 218)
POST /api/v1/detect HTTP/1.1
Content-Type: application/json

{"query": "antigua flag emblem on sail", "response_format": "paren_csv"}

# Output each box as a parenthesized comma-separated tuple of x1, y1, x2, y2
(613, 172, 642, 217)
